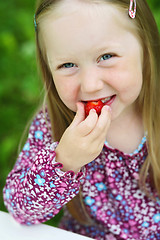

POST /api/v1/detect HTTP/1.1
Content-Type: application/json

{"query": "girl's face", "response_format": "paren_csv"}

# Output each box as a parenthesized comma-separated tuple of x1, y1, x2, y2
(40, 1, 143, 121)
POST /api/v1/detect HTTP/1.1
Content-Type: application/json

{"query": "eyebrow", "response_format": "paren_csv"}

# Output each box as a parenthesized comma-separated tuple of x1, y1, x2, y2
(96, 43, 121, 52)
(48, 54, 76, 65)
(48, 43, 121, 64)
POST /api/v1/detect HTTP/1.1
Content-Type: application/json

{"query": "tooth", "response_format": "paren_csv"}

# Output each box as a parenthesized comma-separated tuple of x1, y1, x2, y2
(102, 97, 111, 103)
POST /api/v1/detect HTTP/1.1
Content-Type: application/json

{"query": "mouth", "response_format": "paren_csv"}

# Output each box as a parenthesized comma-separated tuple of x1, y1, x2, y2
(83, 95, 116, 106)
(101, 95, 116, 105)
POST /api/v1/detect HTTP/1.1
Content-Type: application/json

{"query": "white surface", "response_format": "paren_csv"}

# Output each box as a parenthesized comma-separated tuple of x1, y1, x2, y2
(0, 211, 93, 240)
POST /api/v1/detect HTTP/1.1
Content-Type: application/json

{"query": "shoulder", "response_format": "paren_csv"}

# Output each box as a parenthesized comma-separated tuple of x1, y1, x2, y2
(28, 106, 53, 145)
(33, 106, 51, 130)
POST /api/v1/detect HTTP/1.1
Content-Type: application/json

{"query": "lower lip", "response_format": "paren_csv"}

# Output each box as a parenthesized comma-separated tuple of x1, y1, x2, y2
(103, 95, 116, 106)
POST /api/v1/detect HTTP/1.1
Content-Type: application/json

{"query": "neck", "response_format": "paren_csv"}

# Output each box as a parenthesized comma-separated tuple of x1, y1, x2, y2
(106, 106, 144, 154)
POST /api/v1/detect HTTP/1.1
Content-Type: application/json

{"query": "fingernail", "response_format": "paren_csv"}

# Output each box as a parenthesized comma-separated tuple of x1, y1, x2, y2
(104, 105, 112, 113)
(90, 109, 96, 114)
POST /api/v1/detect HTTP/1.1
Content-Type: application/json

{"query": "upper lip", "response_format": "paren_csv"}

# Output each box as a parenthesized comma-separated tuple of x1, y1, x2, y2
(82, 95, 115, 103)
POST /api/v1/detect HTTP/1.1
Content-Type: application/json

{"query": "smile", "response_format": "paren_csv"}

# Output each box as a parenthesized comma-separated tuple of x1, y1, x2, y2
(101, 95, 116, 105)
(83, 95, 116, 106)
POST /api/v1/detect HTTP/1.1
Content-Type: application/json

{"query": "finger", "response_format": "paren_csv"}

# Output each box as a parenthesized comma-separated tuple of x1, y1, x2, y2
(70, 102, 85, 128)
(97, 105, 112, 135)
(89, 105, 111, 140)
(77, 109, 98, 136)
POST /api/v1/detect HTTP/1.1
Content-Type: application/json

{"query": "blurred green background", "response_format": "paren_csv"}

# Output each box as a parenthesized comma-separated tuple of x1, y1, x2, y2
(0, 0, 160, 226)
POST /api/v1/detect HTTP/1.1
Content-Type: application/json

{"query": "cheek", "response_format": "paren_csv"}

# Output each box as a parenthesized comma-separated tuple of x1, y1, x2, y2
(119, 75, 143, 102)
(53, 76, 78, 110)
(55, 83, 71, 103)
(109, 68, 143, 101)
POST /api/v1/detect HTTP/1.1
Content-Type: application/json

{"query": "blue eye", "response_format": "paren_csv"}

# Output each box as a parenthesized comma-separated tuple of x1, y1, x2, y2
(100, 54, 112, 61)
(62, 63, 75, 68)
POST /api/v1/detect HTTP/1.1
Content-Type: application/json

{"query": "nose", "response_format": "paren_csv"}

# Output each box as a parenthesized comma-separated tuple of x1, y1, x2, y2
(80, 66, 104, 93)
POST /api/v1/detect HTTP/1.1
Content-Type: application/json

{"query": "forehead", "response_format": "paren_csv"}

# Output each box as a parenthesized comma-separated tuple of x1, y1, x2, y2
(39, 0, 132, 30)
(39, 1, 139, 59)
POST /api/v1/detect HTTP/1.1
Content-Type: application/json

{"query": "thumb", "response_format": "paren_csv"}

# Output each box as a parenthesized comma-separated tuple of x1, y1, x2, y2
(70, 102, 85, 127)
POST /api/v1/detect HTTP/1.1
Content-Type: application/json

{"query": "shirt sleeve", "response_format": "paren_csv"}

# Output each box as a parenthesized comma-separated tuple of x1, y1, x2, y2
(3, 109, 85, 225)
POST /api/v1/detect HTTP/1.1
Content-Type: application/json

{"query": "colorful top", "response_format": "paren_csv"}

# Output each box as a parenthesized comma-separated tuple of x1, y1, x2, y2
(3, 109, 160, 240)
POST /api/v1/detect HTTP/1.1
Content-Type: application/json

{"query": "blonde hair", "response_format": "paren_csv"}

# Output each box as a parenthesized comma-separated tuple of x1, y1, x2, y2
(34, 0, 160, 224)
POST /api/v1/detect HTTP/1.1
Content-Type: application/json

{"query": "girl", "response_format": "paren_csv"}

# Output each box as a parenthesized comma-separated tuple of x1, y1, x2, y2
(3, 0, 160, 239)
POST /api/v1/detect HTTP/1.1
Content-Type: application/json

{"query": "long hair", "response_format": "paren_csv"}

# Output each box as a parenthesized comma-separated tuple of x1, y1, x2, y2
(34, 0, 160, 224)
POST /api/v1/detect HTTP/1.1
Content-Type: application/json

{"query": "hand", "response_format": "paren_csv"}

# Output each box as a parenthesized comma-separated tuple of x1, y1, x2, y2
(55, 102, 111, 173)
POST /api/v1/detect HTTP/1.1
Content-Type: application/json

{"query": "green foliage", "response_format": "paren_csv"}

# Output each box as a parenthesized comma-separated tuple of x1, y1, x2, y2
(148, 0, 160, 9)
(0, 0, 160, 227)
(0, 0, 43, 214)
(148, 0, 160, 29)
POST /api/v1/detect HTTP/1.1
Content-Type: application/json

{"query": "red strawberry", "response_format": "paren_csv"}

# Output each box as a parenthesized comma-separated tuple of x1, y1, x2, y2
(85, 100, 104, 117)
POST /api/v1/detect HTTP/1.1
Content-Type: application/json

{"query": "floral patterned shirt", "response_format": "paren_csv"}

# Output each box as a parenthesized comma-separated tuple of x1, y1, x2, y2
(3, 109, 160, 240)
